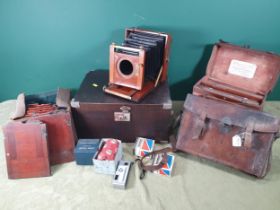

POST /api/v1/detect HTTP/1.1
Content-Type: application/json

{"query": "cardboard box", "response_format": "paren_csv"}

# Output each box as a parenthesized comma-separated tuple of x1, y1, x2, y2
(74, 139, 100, 165)
(134, 137, 155, 157)
(93, 139, 122, 175)
(153, 153, 175, 177)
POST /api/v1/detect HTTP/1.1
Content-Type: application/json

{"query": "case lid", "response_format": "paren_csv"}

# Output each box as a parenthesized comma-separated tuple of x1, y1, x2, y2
(206, 42, 280, 95)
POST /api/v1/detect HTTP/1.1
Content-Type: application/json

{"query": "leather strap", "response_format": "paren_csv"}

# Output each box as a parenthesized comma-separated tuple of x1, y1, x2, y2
(56, 88, 70, 109)
(184, 95, 280, 134)
(136, 110, 181, 179)
(243, 121, 255, 148)
(192, 112, 207, 139)
(137, 147, 174, 179)
(10, 93, 26, 120)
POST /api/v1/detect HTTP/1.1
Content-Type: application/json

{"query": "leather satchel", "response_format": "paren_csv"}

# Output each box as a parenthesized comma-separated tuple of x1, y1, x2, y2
(176, 94, 280, 178)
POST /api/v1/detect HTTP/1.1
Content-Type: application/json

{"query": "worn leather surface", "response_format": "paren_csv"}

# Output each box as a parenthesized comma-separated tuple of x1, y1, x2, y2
(193, 42, 280, 110)
(206, 42, 280, 95)
(176, 94, 280, 177)
(0, 100, 280, 209)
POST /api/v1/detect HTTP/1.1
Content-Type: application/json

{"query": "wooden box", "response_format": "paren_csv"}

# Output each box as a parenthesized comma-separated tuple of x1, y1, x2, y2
(71, 70, 173, 142)
(4, 89, 77, 169)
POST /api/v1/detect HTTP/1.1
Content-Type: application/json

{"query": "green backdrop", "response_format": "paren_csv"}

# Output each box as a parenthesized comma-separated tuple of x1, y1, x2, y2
(0, 0, 279, 102)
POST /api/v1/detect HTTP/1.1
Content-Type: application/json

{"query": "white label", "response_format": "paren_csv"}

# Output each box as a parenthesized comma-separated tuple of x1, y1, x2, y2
(114, 112, 130, 121)
(228, 59, 257, 79)
(232, 135, 242, 147)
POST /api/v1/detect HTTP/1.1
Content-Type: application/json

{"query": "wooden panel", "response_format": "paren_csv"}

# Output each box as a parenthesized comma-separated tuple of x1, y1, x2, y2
(3, 121, 51, 179)
(34, 111, 77, 165)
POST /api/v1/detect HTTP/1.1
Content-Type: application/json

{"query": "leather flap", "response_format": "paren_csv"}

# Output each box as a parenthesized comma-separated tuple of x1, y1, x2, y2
(183, 94, 280, 134)
(56, 88, 70, 108)
(10, 93, 26, 120)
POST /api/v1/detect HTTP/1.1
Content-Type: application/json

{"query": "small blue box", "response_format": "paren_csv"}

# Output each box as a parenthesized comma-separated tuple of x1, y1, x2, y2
(74, 139, 100, 165)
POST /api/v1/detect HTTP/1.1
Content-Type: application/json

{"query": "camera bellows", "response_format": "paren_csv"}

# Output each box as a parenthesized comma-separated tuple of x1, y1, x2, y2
(122, 32, 166, 81)
(104, 28, 172, 102)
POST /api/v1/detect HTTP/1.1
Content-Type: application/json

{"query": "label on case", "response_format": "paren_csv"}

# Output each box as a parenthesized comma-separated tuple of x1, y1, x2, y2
(114, 112, 130, 121)
(232, 135, 242, 147)
(228, 59, 257, 79)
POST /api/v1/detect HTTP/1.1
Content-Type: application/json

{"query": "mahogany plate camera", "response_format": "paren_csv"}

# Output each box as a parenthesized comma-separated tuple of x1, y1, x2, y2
(104, 28, 171, 102)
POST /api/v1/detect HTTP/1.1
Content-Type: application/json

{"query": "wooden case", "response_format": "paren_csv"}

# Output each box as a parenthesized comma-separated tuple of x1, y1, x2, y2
(71, 70, 173, 142)
(3, 121, 51, 179)
(6, 89, 77, 166)
(193, 42, 280, 110)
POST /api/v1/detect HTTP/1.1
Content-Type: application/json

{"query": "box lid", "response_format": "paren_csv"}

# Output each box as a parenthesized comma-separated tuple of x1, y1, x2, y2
(75, 139, 100, 153)
(73, 70, 172, 106)
(206, 42, 280, 95)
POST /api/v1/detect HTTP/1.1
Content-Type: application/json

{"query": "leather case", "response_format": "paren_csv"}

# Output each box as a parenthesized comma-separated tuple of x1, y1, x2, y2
(177, 42, 280, 178)
(193, 42, 280, 110)
(176, 94, 280, 178)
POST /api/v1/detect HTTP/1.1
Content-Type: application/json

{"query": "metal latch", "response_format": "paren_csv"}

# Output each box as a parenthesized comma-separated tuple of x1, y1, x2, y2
(114, 106, 131, 122)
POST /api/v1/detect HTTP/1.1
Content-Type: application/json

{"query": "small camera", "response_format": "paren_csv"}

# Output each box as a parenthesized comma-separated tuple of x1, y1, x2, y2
(104, 28, 172, 102)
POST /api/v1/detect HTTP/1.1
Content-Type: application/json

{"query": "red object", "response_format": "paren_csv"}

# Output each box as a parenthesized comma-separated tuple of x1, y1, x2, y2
(97, 139, 119, 161)
(25, 104, 56, 117)
(142, 141, 150, 151)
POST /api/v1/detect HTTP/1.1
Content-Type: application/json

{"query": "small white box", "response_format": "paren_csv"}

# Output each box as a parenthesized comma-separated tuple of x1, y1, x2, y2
(134, 137, 155, 157)
(93, 139, 123, 175)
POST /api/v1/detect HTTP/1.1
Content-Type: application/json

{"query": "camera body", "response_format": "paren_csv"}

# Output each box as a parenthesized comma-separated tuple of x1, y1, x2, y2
(104, 28, 172, 102)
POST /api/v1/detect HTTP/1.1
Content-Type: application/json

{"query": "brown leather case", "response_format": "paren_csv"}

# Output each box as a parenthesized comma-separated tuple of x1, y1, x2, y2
(71, 70, 173, 142)
(176, 94, 280, 178)
(3, 121, 51, 179)
(193, 42, 280, 110)
(177, 42, 280, 178)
